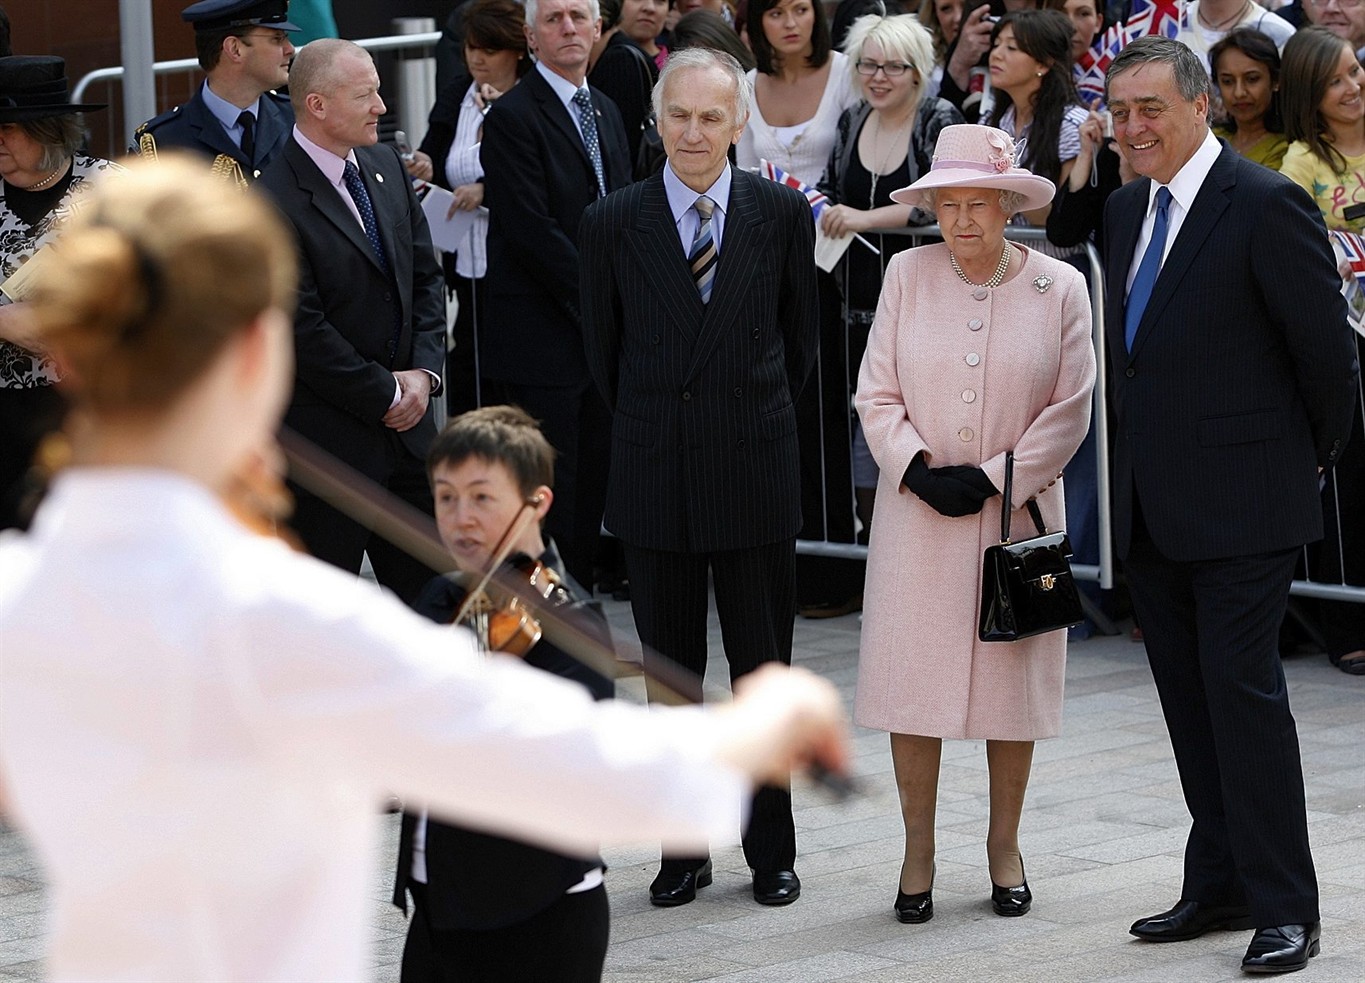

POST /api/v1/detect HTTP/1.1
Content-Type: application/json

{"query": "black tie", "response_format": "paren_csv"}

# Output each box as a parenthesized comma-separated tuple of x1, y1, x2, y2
(237, 110, 256, 164)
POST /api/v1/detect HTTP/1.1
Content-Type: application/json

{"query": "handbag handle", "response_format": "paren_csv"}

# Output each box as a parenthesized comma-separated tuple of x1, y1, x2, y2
(1000, 451, 1048, 544)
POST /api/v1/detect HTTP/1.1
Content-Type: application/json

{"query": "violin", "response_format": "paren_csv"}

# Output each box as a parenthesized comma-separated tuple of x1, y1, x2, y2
(454, 554, 574, 656)
(449, 493, 569, 657)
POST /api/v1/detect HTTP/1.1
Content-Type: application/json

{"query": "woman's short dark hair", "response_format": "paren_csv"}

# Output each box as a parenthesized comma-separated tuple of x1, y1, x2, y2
(1281, 26, 1353, 172)
(1209, 28, 1283, 135)
(464, 0, 531, 64)
(599, 0, 624, 31)
(673, 9, 757, 72)
(986, 9, 1079, 186)
(747, 0, 833, 75)
(428, 405, 555, 497)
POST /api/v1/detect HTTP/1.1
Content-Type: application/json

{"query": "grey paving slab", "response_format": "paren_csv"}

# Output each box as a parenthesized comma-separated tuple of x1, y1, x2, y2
(2, 602, 1363, 982)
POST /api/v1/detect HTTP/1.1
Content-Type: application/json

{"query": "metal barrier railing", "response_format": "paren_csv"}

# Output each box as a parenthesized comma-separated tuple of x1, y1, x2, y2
(72, 30, 442, 154)
(794, 224, 1365, 608)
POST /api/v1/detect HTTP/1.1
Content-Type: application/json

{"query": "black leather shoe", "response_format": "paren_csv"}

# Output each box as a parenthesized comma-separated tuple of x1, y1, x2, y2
(1241, 922, 1320, 974)
(895, 887, 933, 923)
(649, 860, 712, 907)
(991, 876, 1032, 916)
(752, 868, 801, 905)
(1129, 900, 1254, 941)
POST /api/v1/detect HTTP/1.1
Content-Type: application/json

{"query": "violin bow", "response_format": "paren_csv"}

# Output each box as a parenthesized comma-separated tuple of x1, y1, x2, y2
(278, 428, 855, 800)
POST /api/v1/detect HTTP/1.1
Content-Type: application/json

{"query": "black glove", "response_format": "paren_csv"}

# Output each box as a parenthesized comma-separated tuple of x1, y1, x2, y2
(902, 453, 999, 518)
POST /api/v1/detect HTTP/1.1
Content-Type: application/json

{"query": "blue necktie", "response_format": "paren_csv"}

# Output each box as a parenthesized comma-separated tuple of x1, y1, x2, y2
(572, 87, 606, 198)
(689, 195, 717, 303)
(343, 160, 402, 361)
(1125, 186, 1172, 351)
(343, 161, 390, 275)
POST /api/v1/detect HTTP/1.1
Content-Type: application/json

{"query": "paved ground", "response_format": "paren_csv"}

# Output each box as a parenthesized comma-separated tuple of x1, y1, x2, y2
(2, 600, 1362, 982)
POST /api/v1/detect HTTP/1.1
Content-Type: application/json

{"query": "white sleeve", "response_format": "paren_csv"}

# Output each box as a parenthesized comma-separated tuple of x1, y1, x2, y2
(228, 547, 749, 856)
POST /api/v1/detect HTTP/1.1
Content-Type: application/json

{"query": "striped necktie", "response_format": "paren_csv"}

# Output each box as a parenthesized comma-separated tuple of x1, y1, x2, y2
(689, 195, 717, 304)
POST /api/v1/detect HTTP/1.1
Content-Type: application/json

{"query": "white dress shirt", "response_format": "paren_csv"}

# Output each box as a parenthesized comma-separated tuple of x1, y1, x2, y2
(0, 470, 747, 982)
(536, 60, 594, 143)
(444, 81, 490, 279)
(1126, 128, 1222, 296)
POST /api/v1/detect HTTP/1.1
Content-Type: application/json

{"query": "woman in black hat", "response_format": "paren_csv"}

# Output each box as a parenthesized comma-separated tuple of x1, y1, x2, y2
(0, 54, 115, 530)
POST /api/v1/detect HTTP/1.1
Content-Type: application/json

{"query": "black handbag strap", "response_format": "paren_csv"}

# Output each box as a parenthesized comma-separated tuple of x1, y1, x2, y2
(1000, 451, 1048, 543)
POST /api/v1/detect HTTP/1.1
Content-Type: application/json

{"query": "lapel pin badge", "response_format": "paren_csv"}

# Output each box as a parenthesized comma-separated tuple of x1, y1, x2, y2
(375, 173, 385, 183)
(1033, 274, 1053, 294)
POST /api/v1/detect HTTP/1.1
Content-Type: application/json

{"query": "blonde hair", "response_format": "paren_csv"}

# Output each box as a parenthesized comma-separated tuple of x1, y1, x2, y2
(842, 13, 935, 117)
(31, 154, 297, 413)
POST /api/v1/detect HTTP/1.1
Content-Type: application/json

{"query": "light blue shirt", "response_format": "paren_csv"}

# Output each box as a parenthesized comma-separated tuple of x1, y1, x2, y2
(663, 160, 731, 257)
(200, 80, 258, 150)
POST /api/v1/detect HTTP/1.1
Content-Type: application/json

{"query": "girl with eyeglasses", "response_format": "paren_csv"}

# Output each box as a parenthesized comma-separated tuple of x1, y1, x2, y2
(815, 13, 964, 546)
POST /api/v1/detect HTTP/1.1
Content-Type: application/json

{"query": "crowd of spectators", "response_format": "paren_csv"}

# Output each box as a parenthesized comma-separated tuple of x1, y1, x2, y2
(400, 0, 1365, 662)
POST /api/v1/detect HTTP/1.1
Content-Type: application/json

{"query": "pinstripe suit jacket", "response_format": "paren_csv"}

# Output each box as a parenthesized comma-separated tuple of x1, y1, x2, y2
(580, 168, 819, 552)
(1102, 145, 1358, 562)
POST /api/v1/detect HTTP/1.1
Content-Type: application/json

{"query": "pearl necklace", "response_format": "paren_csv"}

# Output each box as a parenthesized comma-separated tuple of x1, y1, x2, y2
(18, 164, 68, 192)
(950, 243, 1012, 289)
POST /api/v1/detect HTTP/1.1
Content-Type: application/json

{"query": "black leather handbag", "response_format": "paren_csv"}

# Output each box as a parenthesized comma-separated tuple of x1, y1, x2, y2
(978, 452, 1084, 642)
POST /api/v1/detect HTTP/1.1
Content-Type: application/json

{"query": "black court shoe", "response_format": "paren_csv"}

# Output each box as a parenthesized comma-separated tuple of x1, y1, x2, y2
(895, 864, 934, 923)
(991, 861, 1032, 916)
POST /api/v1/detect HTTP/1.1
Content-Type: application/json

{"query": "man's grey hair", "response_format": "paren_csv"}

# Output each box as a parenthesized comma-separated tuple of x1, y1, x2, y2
(1104, 35, 1210, 103)
(289, 38, 372, 103)
(920, 187, 1028, 217)
(652, 47, 752, 127)
(525, 0, 602, 31)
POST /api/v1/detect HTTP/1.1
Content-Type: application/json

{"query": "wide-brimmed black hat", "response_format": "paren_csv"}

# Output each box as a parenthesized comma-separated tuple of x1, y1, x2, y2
(0, 56, 107, 123)
(182, 0, 300, 33)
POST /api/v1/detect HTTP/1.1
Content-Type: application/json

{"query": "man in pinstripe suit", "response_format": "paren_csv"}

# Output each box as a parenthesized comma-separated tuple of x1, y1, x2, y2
(1103, 39, 1358, 973)
(580, 48, 820, 908)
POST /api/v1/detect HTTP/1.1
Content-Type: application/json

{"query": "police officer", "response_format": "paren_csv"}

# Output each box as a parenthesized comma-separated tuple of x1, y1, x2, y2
(133, 0, 298, 182)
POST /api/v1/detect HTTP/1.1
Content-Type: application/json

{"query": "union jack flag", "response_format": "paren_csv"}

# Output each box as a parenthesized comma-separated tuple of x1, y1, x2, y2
(1331, 230, 1365, 283)
(1075, 0, 1185, 107)
(760, 159, 829, 223)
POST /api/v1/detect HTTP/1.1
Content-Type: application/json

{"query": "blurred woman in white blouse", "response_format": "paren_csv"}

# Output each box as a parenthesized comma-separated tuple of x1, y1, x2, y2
(0, 156, 849, 983)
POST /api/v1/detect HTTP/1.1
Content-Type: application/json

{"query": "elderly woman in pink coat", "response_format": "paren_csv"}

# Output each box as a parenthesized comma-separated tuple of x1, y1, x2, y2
(853, 123, 1095, 926)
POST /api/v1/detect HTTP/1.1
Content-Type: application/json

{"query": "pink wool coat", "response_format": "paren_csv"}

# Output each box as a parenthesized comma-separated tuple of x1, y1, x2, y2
(854, 243, 1096, 741)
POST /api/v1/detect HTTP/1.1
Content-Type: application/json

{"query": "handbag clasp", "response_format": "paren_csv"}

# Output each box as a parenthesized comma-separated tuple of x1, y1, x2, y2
(1038, 573, 1056, 591)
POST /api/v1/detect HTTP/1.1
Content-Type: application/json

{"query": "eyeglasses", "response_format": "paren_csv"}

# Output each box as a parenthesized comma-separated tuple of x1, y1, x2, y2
(855, 59, 916, 77)
(1309, 0, 1364, 8)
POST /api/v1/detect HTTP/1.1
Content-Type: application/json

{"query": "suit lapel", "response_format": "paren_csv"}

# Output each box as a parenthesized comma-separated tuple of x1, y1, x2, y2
(289, 140, 389, 277)
(185, 93, 248, 166)
(253, 95, 289, 169)
(531, 70, 593, 173)
(1109, 179, 1148, 363)
(683, 171, 769, 384)
(627, 176, 704, 341)
(1129, 150, 1235, 358)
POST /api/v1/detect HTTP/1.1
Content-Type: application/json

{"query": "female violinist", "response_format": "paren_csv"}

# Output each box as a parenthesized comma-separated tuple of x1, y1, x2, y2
(396, 404, 616, 983)
(0, 157, 849, 982)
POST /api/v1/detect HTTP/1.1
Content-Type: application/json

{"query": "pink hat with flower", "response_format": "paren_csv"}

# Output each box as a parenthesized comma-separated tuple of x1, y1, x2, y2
(890, 124, 1056, 212)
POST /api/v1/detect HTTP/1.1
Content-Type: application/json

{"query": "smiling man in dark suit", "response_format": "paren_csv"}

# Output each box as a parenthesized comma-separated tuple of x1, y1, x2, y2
(479, 0, 632, 592)
(258, 38, 445, 606)
(1102, 36, 1358, 975)
(580, 47, 819, 908)
(134, 0, 297, 182)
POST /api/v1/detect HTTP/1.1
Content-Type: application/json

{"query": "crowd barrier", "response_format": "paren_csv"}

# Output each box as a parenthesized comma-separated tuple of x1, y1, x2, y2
(72, 28, 442, 156)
